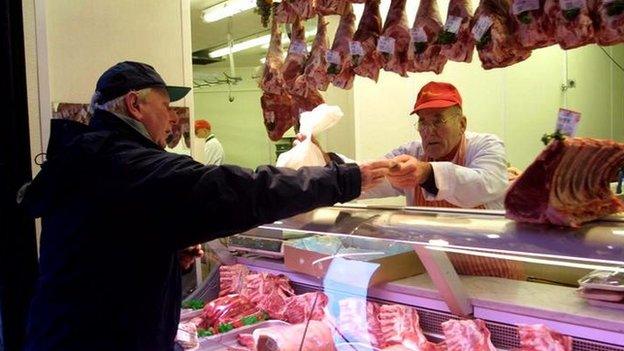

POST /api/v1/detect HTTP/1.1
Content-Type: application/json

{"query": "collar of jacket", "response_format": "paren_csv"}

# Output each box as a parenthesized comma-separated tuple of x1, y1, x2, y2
(90, 109, 162, 149)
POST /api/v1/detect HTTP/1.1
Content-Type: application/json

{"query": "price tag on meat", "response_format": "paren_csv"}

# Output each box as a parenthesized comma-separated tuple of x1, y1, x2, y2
(349, 41, 364, 56)
(325, 50, 341, 65)
(411, 27, 428, 43)
(512, 0, 540, 14)
(559, 0, 585, 10)
(377, 36, 396, 54)
(289, 41, 308, 55)
(471, 16, 493, 40)
(556, 108, 581, 136)
(444, 16, 463, 34)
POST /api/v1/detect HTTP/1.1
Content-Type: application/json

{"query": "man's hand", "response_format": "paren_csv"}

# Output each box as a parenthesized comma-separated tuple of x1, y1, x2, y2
(294, 133, 330, 164)
(386, 155, 432, 189)
(359, 160, 395, 191)
(179, 244, 204, 270)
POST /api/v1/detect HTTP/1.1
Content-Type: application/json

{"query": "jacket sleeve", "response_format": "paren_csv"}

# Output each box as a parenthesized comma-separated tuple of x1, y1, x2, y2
(423, 134, 508, 208)
(112, 150, 361, 249)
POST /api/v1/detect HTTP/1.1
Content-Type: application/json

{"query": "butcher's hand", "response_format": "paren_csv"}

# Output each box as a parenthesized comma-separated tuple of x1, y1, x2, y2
(179, 244, 204, 270)
(294, 133, 331, 164)
(359, 160, 394, 191)
(386, 154, 432, 189)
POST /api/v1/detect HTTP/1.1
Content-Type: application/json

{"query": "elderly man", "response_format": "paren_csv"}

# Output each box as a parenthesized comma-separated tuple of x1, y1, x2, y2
(194, 119, 224, 165)
(20, 61, 391, 351)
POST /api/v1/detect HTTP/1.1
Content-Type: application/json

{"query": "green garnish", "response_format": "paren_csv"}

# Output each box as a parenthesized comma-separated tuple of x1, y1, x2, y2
(241, 315, 259, 325)
(182, 299, 204, 310)
(218, 322, 234, 333)
(562, 8, 580, 21)
(437, 31, 457, 45)
(518, 11, 532, 24)
(414, 42, 427, 54)
(197, 328, 214, 337)
(476, 30, 492, 50)
(541, 129, 566, 145)
(327, 63, 339, 74)
(607, 0, 624, 16)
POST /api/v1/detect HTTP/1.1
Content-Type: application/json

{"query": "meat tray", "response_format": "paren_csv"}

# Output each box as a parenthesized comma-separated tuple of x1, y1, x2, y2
(196, 320, 290, 350)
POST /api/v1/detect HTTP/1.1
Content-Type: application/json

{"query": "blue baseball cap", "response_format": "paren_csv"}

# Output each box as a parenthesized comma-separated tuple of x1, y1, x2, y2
(95, 61, 190, 104)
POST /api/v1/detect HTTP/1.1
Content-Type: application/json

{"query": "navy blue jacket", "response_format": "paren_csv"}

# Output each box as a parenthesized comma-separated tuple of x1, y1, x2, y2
(20, 109, 361, 350)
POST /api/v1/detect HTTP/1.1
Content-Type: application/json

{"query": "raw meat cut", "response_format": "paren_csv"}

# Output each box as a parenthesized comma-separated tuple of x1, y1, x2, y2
(351, 0, 384, 81)
(219, 264, 251, 297)
(253, 320, 337, 351)
(261, 17, 287, 95)
(441, 319, 496, 351)
(282, 292, 329, 324)
(240, 273, 295, 319)
(447, 252, 526, 279)
(238, 333, 256, 348)
(518, 324, 572, 351)
(275, 0, 299, 23)
(200, 294, 264, 330)
(408, 0, 448, 74)
(378, 304, 428, 348)
(472, 0, 532, 69)
(337, 298, 382, 347)
(317, 0, 350, 15)
(327, 4, 357, 89)
(293, 16, 331, 96)
(544, 0, 594, 49)
(260, 92, 298, 141)
(591, 0, 624, 45)
(509, 0, 557, 48)
(382, 335, 439, 350)
(276, 0, 318, 22)
(439, 0, 475, 63)
(376, 0, 412, 76)
(505, 137, 624, 227)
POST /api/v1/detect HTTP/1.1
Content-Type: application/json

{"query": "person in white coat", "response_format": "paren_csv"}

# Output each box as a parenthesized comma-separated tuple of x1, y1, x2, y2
(195, 119, 224, 165)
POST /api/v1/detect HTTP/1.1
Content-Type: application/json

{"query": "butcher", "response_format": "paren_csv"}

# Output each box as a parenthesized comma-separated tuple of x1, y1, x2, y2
(302, 81, 523, 279)
(18, 61, 392, 351)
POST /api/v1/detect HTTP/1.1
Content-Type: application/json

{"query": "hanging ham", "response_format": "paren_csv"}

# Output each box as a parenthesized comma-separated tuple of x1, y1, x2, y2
(438, 0, 475, 63)
(376, 0, 412, 77)
(317, 0, 350, 15)
(592, 0, 624, 45)
(351, 0, 384, 82)
(408, 0, 448, 74)
(472, 0, 532, 69)
(292, 16, 331, 96)
(510, 0, 557, 48)
(276, 0, 319, 23)
(544, 0, 594, 49)
(327, 4, 357, 89)
(275, 0, 299, 23)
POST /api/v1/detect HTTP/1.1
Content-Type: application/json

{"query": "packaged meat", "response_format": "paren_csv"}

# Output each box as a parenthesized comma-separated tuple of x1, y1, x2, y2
(438, 0, 475, 63)
(317, 0, 350, 15)
(408, 0, 448, 74)
(327, 4, 356, 89)
(578, 287, 624, 301)
(472, 0, 531, 69)
(219, 264, 251, 297)
(510, 0, 557, 48)
(351, 0, 384, 82)
(544, 0, 594, 49)
(176, 322, 199, 350)
(578, 269, 624, 291)
(505, 137, 624, 227)
(338, 298, 383, 347)
(376, 0, 412, 77)
(293, 15, 331, 96)
(518, 324, 572, 351)
(253, 320, 337, 351)
(283, 292, 329, 324)
(591, 0, 624, 45)
(378, 304, 428, 348)
(241, 272, 295, 319)
(441, 319, 497, 351)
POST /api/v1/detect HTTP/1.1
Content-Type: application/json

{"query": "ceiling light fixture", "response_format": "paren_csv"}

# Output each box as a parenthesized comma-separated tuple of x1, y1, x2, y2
(201, 0, 256, 23)
(210, 30, 317, 58)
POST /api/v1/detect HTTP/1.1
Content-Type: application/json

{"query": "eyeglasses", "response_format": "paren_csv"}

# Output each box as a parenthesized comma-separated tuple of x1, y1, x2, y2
(415, 116, 454, 132)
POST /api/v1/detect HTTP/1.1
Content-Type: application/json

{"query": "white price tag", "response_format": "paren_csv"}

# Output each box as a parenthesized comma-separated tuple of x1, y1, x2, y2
(559, 0, 585, 10)
(411, 27, 428, 43)
(512, 0, 540, 14)
(176, 329, 192, 343)
(556, 108, 581, 136)
(444, 16, 463, 34)
(325, 50, 341, 65)
(289, 40, 308, 55)
(471, 16, 493, 41)
(376, 36, 395, 54)
(349, 41, 364, 56)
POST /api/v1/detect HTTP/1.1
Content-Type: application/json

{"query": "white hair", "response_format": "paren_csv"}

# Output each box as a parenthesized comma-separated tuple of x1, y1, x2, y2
(88, 87, 153, 116)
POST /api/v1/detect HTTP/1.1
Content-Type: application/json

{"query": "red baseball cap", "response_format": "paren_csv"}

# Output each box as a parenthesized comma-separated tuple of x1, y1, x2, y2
(410, 82, 462, 115)
(195, 120, 211, 130)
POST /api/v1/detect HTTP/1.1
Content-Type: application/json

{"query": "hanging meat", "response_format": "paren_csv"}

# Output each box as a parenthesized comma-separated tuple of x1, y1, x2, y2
(544, 0, 594, 49)
(509, 0, 557, 48)
(472, 0, 532, 69)
(505, 137, 624, 227)
(438, 0, 475, 63)
(351, 0, 383, 82)
(408, 0, 448, 74)
(260, 17, 299, 141)
(317, 0, 350, 15)
(276, 0, 319, 22)
(592, 0, 624, 45)
(275, 0, 299, 23)
(327, 4, 357, 89)
(292, 16, 331, 97)
(376, 0, 412, 77)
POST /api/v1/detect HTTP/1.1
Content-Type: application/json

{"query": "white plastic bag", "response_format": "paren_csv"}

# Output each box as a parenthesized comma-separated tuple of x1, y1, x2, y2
(276, 104, 343, 169)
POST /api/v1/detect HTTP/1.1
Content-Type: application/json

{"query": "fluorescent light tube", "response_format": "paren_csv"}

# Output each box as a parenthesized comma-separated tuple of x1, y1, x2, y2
(209, 35, 271, 58)
(201, 0, 256, 23)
